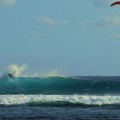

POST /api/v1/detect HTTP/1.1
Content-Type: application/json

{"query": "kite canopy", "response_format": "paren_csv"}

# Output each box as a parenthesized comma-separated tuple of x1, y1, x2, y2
(111, 1, 120, 6)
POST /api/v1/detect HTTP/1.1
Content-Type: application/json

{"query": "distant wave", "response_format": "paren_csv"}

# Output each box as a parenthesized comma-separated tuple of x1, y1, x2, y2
(0, 95, 120, 107)
(0, 76, 120, 95)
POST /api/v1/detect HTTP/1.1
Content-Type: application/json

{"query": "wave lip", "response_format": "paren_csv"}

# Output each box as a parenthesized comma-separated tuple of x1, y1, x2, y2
(0, 95, 120, 107)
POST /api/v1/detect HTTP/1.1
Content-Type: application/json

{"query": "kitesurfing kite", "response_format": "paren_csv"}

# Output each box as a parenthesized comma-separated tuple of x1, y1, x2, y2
(111, 1, 120, 6)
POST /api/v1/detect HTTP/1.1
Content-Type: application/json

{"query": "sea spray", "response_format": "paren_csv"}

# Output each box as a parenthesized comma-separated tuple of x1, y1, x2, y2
(1, 64, 64, 78)
(7, 64, 27, 77)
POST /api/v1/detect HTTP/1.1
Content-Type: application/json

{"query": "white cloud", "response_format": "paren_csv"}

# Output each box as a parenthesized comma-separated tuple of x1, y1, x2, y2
(36, 16, 69, 26)
(80, 21, 87, 27)
(0, 0, 17, 6)
(31, 31, 43, 37)
(102, 15, 120, 26)
(92, 15, 120, 29)
(112, 33, 120, 40)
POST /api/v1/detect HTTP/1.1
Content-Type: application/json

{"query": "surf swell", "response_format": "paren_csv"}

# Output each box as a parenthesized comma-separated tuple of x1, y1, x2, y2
(0, 76, 120, 95)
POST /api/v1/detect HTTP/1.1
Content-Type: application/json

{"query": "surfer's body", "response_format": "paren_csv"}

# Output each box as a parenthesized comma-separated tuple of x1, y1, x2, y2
(8, 73, 15, 79)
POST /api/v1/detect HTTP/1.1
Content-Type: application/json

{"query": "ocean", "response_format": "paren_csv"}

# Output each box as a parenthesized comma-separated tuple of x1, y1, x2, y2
(0, 76, 120, 120)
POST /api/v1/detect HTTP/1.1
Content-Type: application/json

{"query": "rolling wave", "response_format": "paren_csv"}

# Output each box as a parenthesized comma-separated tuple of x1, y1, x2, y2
(0, 76, 120, 95)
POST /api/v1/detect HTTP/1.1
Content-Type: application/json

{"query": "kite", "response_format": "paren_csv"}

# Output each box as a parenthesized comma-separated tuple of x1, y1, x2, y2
(111, 1, 120, 6)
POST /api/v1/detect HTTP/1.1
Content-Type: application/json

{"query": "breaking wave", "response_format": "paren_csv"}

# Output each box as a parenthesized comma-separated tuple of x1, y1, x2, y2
(0, 95, 120, 107)
(0, 64, 120, 107)
(0, 76, 120, 95)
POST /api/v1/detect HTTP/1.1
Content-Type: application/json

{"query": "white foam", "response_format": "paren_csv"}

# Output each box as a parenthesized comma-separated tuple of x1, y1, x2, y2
(7, 64, 27, 77)
(1, 64, 65, 78)
(0, 95, 120, 105)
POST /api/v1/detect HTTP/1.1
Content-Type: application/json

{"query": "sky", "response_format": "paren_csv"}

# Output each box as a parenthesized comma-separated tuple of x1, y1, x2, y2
(0, 0, 120, 76)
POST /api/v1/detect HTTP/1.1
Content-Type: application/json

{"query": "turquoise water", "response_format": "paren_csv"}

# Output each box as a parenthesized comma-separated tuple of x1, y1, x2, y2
(0, 76, 120, 95)
(0, 76, 120, 107)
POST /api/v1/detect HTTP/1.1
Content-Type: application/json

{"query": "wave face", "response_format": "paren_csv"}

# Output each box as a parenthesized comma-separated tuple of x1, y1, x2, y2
(0, 76, 120, 95)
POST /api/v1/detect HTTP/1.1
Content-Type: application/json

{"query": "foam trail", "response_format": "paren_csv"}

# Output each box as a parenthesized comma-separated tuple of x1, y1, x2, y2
(0, 95, 120, 106)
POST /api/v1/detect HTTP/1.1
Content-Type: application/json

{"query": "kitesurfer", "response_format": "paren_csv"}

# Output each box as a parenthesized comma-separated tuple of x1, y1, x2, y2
(8, 73, 14, 79)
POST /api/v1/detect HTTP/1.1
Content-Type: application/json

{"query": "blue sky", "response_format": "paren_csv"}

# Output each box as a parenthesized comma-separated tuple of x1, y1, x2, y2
(0, 0, 120, 76)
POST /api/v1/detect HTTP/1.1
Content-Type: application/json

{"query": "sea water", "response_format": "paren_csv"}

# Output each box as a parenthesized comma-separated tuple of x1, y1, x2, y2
(0, 76, 120, 120)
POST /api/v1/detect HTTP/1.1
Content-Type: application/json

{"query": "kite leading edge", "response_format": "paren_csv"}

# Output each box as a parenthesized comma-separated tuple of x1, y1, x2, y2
(111, 1, 120, 6)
